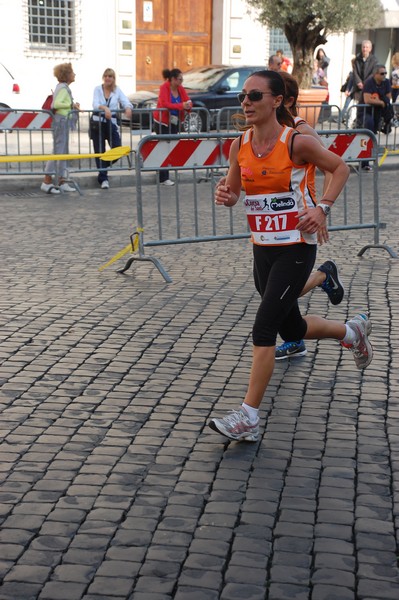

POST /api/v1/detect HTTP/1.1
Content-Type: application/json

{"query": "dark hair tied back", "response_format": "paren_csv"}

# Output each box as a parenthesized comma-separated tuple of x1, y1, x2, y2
(164, 68, 182, 81)
(251, 70, 294, 127)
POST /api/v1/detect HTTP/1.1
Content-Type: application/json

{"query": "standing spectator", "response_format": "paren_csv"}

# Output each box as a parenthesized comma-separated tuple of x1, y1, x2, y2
(276, 49, 292, 73)
(390, 52, 399, 103)
(340, 58, 356, 124)
(391, 52, 399, 127)
(352, 40, 378, 102)
(153, 68, 192, 186)
(41, 63, 79, 195)
(316, 48, 330, 77)
(358, 64, 392, 170)
(90, 68, 133, 189)
(312, 59, 328, 88)
(268, 55, 282, 72)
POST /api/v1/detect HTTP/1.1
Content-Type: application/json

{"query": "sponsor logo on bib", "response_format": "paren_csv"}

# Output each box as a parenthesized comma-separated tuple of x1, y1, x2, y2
(270, 197, 295, 211)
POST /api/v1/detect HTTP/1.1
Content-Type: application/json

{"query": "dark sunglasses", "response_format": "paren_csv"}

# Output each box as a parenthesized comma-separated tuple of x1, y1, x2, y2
(379, 71, 387, 75)
(237, 90, 272, 103)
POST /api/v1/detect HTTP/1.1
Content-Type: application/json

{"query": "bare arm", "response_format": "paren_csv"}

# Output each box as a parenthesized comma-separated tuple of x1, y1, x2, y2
(296, 122, 332, 243)
(296, 121, 333, 193)
(363, 92, 385, 108)
(292, 134, 350, 236)
(214, 137, 242, 207)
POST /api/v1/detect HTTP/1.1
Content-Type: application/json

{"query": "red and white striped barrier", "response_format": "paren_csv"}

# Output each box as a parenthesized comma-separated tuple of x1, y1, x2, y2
(0, 110, 52, 130)
(139, 137, 234, 169)
(322, 132, 373, 160)
(139, 131, 372, 170)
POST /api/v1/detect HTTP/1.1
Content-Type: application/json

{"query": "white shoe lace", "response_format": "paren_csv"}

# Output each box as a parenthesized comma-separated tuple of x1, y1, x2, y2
(222, 409, 247, 427)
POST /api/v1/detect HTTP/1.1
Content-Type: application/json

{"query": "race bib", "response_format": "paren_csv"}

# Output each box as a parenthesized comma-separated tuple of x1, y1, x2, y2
(243, 191, 301, 245)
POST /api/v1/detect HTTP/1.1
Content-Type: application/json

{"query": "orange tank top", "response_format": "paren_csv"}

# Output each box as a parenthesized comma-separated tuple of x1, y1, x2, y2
(238, 125, 317, 246)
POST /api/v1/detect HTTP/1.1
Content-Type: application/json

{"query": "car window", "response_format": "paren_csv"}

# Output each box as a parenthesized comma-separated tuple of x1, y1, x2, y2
(223, 70, 253, 93)
(183, 67, 233, 91)
(225, 72, 240, 91)
(219, 70, 253, 93)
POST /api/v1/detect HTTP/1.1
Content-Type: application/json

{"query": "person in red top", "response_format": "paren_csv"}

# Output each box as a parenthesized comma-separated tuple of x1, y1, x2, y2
(276, 49, 292, 73)
(153, 68, 192, 185)
(208, 70, 373, 442)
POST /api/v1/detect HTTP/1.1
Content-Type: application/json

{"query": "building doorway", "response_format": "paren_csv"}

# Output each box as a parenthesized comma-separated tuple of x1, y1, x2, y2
(136, 0, 212, 90)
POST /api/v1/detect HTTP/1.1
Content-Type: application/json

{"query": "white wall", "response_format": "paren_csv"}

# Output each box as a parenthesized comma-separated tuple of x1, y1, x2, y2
(0, 0, 377, 115)
(0, 0, 136, 111)
(317, 32, 355, 109)
(211, 0, 268, 66)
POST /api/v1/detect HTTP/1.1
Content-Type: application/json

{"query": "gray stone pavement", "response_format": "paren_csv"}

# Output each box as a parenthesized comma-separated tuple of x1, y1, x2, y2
(0, 164, 399, 600)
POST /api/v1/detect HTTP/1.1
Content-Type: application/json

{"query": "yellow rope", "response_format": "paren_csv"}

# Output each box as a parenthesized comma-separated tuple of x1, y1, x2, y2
(0, 145, 131, 163)
(98, 228, 144, 272)
(378, 147, 399, 167)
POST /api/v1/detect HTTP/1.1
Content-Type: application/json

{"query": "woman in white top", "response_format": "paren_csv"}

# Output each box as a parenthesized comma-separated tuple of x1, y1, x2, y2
(91, 68, 133, 189)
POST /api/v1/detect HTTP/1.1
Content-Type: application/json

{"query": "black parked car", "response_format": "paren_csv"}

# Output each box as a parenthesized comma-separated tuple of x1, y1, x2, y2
(125, 64, 265, 132)
(182, 64, 265, 130)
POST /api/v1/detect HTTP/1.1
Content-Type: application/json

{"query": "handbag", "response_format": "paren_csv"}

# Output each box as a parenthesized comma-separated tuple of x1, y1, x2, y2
(88, 114, 102, 140)
(89, 115, 101, 131)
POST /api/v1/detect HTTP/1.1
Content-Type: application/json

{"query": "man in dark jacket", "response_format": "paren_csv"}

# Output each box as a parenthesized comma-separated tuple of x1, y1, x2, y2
(353, 40, 379, 102)
(357, 64, 392, 170)
(360, 65, 392, 131)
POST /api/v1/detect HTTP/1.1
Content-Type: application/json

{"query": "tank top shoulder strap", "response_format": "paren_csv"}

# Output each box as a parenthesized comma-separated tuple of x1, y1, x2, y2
(239, 129, 251, 147)
(294, 115, 307, 127)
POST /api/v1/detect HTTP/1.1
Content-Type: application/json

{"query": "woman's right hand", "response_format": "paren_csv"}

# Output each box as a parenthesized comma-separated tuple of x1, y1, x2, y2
(215, 181, 239, 207)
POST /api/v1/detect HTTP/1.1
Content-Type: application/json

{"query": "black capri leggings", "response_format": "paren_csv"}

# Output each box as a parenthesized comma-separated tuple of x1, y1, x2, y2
(252, 243, 317, 346)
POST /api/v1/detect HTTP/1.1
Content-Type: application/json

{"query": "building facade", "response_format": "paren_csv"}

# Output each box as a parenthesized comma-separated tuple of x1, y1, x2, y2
(0, 0, 398, 111)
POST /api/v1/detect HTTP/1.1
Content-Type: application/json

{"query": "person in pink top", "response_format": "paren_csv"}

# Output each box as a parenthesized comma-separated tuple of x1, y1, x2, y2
(153, 68, 192, 185)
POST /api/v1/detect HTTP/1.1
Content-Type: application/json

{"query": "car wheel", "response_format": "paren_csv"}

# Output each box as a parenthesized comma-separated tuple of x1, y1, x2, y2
(183, 112, 203, 133)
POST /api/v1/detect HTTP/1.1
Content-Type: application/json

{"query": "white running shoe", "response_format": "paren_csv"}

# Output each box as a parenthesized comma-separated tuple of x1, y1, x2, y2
(209, 408, 259, 442)
(41, 182, 60, 195)
(161, 179, 175, 186)
(59, 182, 76, 192)
(342, 313, 373, 369)
(101, 180, 110, 189)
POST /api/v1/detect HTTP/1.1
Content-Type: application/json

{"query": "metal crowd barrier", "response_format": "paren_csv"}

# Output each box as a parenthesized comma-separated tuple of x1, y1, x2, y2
(117, 129, 396, 283)
(298, 104, 342, 130)
(345, 103, 399, 151)
(2, 104, 398, 180)
(0, 108, 53, 175)
(124, 106, 209, 135)
(0, 108, 133, 178)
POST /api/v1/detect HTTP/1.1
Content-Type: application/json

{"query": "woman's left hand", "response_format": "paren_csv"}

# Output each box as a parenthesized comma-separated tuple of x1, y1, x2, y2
(124, 108, 132, 119)
(296, 207, 329, 243)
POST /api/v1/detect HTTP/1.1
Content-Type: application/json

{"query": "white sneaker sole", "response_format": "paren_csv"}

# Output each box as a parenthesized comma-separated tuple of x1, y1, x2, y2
(208, 419, 259, 442)
(275, 349, 307, 360)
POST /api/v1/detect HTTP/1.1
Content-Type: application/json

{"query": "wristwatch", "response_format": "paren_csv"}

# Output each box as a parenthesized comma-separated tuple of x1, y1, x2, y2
(318, 203, 331, 216)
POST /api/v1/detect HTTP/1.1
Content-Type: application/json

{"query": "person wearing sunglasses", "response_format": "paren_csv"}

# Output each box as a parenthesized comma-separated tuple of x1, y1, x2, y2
(208, 70, 373, 442)
(268, 55, 283, 72)
(357, 64, 393, 169)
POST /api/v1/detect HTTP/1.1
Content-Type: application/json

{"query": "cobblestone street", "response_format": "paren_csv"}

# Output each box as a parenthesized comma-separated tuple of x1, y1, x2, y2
(0, 165, 399, 600)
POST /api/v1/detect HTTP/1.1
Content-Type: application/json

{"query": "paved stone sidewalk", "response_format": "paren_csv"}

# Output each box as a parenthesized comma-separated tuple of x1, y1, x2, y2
(0, 168, 398, 600)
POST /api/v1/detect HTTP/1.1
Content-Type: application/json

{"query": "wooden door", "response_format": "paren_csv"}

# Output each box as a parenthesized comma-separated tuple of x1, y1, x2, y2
(136, 0, 212, 90)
